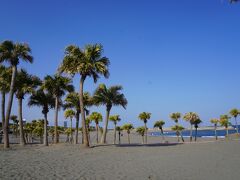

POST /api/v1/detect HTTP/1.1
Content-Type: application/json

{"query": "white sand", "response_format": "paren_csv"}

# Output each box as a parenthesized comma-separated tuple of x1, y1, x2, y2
(0, 131, 240, 180)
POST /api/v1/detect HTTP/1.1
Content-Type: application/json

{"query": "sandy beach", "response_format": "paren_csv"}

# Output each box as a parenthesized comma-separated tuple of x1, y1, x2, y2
(1, 131, 240, 180)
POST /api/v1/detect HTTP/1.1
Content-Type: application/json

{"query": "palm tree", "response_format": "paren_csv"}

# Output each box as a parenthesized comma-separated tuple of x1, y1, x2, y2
(89, 112, 103, 144)
(28, 89, 55, 146)
(116, 126, 123, 144)
(0, 65, 11, 130)
(138, 112, 151, 144)
(136, 126, 145, 144)
(43, 74, 74, 144)
(193, 119, 202, 141)
(59, 44, 110, 148)
(32, 119, 44, 144)
(10, 115, 18, 137)
(0, 40, 33, 148)
(14, 69, 41, 145)
(109, 115, 121, 144)
(122, 124, 134, 144)
(210, 118, 219, 140)
(229, 108, 239, 135)
(171, 125, 185, 142)
(170, 112, 184, 142)
(153, 120, 165, 141)
(64, 109, 75, 143)
(93, 84, 127, 144)
(220, 115, 231, 140)
(183, 112, 199, 142)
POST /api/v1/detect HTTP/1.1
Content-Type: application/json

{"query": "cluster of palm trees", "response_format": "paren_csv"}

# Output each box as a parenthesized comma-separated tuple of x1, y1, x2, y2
(0, 40, 127, 149)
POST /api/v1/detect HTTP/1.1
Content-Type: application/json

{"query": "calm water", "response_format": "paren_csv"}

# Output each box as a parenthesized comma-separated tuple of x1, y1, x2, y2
(151, 127, 238, 138)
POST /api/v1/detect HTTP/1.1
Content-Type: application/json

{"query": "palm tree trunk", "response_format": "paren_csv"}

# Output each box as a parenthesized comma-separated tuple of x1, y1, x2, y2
(118, 131, 121, 144)
(235, 117, 239, 135)
(142, 135, 144, 144)
(226, 127, 229, 140)
(74, 111, 80, 144)
(214, 124, 218, 140)
(180, 131, 185, 142)
(195, 127, 197, 142)
(144, 122, 147, 144)
(70, 118, 73, 143)
(4, 65, 17, 148)
(160, 128, 165, 141)
(18, 98, 25, 145)
(54, 97, 59, 144)
(128, 133, 130, 144)
(43, 112, 48, 146)
(101, 108, 111, 144)
(190, 124, 193, 142)
(96, 123, 99, 144)
(1, 92, 5, 130)
(114, 123, 116, 144)
(79, 76, 89, 147)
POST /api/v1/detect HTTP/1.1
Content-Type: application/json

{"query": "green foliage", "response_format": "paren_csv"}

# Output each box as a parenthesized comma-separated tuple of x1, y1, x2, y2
(122, 123, 134, 134)
(171, 125, 184, 131)
(220, 115, 231, 128)
(210, 118, 219, 126)
(229, 108, 239, 118)
(138, 112, 151, 123)
(154, 120, 165, 130)
(89, 112, 103, 124)
(64, 109, 75, 120)
(93, 84, 127, 111)
(136, 126, 145, 136)
(109, 115, 121, 125)
(0, 65, 11, 92)
(183, 112, 199, 124)
(32, 119, 44, 137)
(170, 112, 181, 123)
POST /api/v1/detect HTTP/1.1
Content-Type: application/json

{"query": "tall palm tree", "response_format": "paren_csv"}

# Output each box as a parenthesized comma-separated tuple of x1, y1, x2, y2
(122, 123, 134, 144)
(183, 112, 199, 142)
(93, 84, 127, 144)
(14, 69, 41, 145)
(109, 115, 121, 144)
(193, 119, 202, 141)
(220, 115, 231, 140)
(171, 125, 185, 142)
(28, 89, 55, 146)
(170, 112, 184, 142)
(210, 118, 219, 140)
(153, 120, 165, 141)
(229, 108, 239, 135)
(136, 126, 145, 144)
(0, 65, 11, 130)
(138, 112, 151, 144)
(89, 112, 103, 144)
(64, 109, 75, 143)
(0, 40, 33, 148)
(59, 44, 110, 148)
(43, 74, 74, 144)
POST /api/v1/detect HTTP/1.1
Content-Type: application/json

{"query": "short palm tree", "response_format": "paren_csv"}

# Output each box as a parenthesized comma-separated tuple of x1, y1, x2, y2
(59, 44, 110, 148)
(170, 112, 184, 142)
(229, 108, 239, 135)
(154, 120, 165, 141)
(10, 115, 18, 137)
(64, 109, 75, 143)
(116, 126, 123, 144)
(93, 84, 127, 144)
(193, 119, 202, 141)
(220, 115, 231, 139)
(15, 69, 41, 145)
(183, 112, 199, 142)
(136, 126, 145, 144)
(28, 89, 55, 146)
(138, 112, 151, 144)
(89, 112, 103, 144)
(43, 74, 74, 144)
(122, 124, 134, 144)
(32, 119, 44, 144)
(0, 65, 11, 130)
(171, 125, 185, 142)
(109, 115, 121, 144)
(210, 118, 219, 140)
(0, 40, 33, 148)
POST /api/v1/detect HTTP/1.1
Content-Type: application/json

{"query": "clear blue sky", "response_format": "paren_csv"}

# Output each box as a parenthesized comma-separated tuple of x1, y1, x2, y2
(1, 0, 240, 128)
